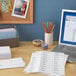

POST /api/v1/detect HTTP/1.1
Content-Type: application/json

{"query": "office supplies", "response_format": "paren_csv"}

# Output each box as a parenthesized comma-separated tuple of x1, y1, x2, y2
(49, 22, 53, 33)
(41, 43, 48, 49)
(0, 28, 17, 40)
(33, 39, 43, 47)
(45, 32, 53, 46)
(0, 57, 25, 69)
(47, 22, 49, 32)
(0, 25, 19, 47)
(42, 23, 48, 33)
(52, 9, 76, 63)
(24, 51, 68, 76)
(42, 21, 55, 46)
(0, 46, 11, 59)
(42, 21, 55, 33)
(51, 24, 55, 33)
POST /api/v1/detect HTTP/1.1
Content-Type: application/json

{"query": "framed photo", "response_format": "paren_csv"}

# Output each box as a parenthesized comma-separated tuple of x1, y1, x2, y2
(12, 0, 29, 18)
(59, 9, 76, 46)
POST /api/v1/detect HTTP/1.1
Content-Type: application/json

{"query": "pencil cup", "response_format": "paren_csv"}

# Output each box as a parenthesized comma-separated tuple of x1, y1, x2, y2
(45, 32, 53, 46)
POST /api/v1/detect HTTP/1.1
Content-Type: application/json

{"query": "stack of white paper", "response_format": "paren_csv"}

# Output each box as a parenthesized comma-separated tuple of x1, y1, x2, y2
(0, 46, 11, 59)
(0, 28, 17, 39)
(24, 51, 68, 76)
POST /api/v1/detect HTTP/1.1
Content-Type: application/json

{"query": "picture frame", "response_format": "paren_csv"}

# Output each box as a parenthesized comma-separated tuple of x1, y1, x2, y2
(59, 9, 76, 46)
(12, 0, 30, 19)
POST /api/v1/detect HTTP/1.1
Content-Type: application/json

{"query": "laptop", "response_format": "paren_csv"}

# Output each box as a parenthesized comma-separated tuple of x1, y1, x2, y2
(52, 9, 76, 63)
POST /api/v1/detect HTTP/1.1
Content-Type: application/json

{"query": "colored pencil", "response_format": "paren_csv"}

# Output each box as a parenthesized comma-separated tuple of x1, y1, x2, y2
(42, 23, 48, 33)
(51, 25, 55, 33)
(49, 22, 53, 33)
(42, 21, 55, 33)
(47, 22, 49, 33)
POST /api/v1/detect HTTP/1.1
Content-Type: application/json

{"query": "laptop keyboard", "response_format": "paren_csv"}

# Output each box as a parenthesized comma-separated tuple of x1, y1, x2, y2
(52, 45, 76, 63)
(65, 46, 76, 51)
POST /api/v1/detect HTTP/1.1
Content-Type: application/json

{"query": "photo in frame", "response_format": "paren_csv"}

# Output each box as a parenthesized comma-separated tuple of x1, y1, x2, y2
(12, 0, 29, 18)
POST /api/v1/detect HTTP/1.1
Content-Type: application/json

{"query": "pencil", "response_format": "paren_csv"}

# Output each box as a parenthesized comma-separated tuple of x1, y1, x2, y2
(47, 22, 49, 33)
(42, 23, 48, 33)
(49, 22, 53, 33)
(51, 25, 55, 33)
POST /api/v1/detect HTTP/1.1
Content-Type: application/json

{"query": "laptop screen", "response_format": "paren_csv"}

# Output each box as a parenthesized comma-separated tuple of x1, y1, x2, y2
(59, 9, 76, 46)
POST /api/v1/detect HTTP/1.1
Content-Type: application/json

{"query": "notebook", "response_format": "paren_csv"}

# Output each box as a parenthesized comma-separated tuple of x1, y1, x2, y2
(24, 51, 68, 76)
(52, 9, 76, 63)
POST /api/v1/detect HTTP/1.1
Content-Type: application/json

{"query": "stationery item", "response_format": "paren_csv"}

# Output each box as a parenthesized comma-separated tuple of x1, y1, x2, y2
(0, 25, 19, 47)
(49, 22, 53, 33)
(42, 21, 55, 46)
(0, 58, 25, 69)
(51, 24, 55, 33)
(0, 46, 11, 59)
(24, 51, 68, 76)
(47, 22, 49, 32)
(45, 32, 53, 46)
(42, 23, 47, 33)
(42, 21, 55, 33)
(0, 28, 17, 40)
(33, 39, 43, 47)
(41, 43, 48, 49)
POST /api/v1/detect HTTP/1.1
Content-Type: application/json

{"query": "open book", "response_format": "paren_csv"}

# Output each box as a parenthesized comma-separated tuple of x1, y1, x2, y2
(24, 51, 68, 76)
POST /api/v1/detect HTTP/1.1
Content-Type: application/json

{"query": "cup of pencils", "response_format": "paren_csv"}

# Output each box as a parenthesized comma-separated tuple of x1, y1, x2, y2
(42, 22, 55, 46)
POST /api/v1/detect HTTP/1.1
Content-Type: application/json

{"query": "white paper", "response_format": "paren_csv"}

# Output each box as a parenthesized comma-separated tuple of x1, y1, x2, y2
(25, 52, 42, 73)
(0, 28, 16, 32)
(24, 51, 68, 76)
(0, 58, 25, 69)
(0, 46, 11, 59)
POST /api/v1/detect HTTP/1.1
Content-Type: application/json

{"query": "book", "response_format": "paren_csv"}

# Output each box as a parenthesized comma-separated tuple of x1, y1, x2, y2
(24, 51, 68, 76)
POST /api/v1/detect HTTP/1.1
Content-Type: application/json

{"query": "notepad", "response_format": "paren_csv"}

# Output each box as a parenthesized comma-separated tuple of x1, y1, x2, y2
(24, 51, 68, 76)
(0, 58, 25, 69)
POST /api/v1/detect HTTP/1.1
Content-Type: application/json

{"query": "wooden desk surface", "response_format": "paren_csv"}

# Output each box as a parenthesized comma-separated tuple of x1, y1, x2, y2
(0, 41, 76, 76)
